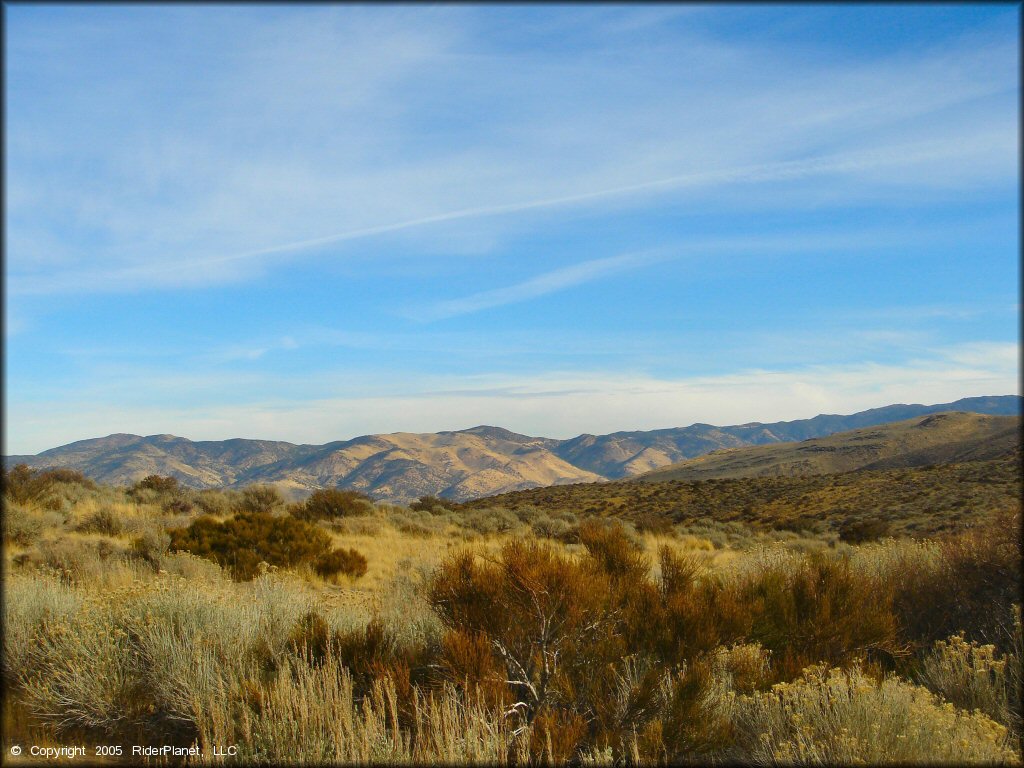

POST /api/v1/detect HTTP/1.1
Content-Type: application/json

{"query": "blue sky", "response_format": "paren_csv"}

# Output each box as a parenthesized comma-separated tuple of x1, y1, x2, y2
(5, 4, 1020, 454)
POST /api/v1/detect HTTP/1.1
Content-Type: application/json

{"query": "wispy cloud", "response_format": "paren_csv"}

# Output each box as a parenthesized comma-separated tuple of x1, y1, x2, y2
(7, 126, 1015, 298)
(417, 249, 669, 320)
(6, 7, 1017, 296)
(7, 342, 1017, 454)
(413, 216, 1011, 321)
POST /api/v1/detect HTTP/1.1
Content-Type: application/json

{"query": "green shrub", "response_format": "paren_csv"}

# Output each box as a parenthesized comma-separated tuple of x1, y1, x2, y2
(460, 506, 521, 535)
(293, 488, 373, 521)
(168, 512, 332, 580)
(314, 547, 368, 582)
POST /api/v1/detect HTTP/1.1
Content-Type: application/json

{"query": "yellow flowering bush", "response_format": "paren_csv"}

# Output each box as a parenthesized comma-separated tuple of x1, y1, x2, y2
(729, 663, 1019, 764)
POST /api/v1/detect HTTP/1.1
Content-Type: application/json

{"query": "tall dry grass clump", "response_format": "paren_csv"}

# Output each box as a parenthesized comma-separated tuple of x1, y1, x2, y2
(195, 653, 529, 765)
(5, 567, 318, 744)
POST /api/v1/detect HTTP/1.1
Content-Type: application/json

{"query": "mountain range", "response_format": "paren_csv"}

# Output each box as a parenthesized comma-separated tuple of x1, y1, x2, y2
(5, 395, 1020, 503)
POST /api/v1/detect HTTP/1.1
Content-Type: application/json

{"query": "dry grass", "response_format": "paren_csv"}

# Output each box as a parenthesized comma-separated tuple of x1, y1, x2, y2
(3, 469, 1022, 764)
(195, 655, 529, 765)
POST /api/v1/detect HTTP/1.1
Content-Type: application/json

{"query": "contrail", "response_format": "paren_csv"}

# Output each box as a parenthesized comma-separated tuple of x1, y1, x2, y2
(159, 135, 978, 271)
(9, 134, 989, 295)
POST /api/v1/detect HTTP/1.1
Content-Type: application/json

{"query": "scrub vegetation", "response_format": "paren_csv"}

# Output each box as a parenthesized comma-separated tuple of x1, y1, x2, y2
(2, 463, 1021, 764)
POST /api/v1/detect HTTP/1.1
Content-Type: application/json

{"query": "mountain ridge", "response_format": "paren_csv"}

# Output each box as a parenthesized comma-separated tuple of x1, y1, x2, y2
(5, 395, 1020, 503)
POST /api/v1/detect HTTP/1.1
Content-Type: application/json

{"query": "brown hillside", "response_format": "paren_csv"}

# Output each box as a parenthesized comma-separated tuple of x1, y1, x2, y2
(637, 412, 1020, 483)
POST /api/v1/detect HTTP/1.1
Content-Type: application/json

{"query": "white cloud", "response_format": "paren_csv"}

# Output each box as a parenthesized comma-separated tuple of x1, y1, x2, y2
(7, 343, 1018, 454)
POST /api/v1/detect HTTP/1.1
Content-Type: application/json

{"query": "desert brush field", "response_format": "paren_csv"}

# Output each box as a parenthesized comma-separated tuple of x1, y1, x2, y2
(2, 461, 1021, 765)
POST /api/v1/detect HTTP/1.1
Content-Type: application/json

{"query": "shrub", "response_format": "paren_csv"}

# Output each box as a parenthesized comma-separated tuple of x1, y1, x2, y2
(36, 538, 109, 584)
(917, 631, 1022, 739)
(410, 495, 458, 513)
(3, 502, 49, 545)
(313, 547, 368, 582)
(389, 511, 442, 536)
(197, 654, 528, 765)
(74, 507, 123, 537)
(891, 508, 1022, 651)
(132, 474, 179, 495)
(711, 643, 772, 695)
(734, 552, 903, 680)
(3, 464, 37, 504)
(634, 512, 676, 536)
(3, 570, 83, 683)
(168, 512, 332, 580)
(131, 527, 171, 567)
(657, 658, 734, 761)
(287, 611, 334, 664)
(430, 540, 614, 732)
(328, 516, 383, 537)
(234, 484, 285, 514)
(294, 488, 373, 521)
(3, 464, 96, 506)
(460, 506, 522, 535)
(729, 663, 1018, 764)
(428, 536, 697, 761)
(160, 551, 226, 583)
(193, 489, 234, 516)
(19, 604, 141, 732)
(530, 515, 574, 541)
(837, 516, 892, 544)
(162, 498, 193, 515)
(577, 519, 649, 582)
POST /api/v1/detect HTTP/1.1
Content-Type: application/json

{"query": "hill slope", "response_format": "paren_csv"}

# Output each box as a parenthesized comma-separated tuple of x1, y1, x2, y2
(555, 395, 1021, 478)
(638, 412, 1020, 483)
(458, 453, 1021, 540)
(5, 395, 1019, 503)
